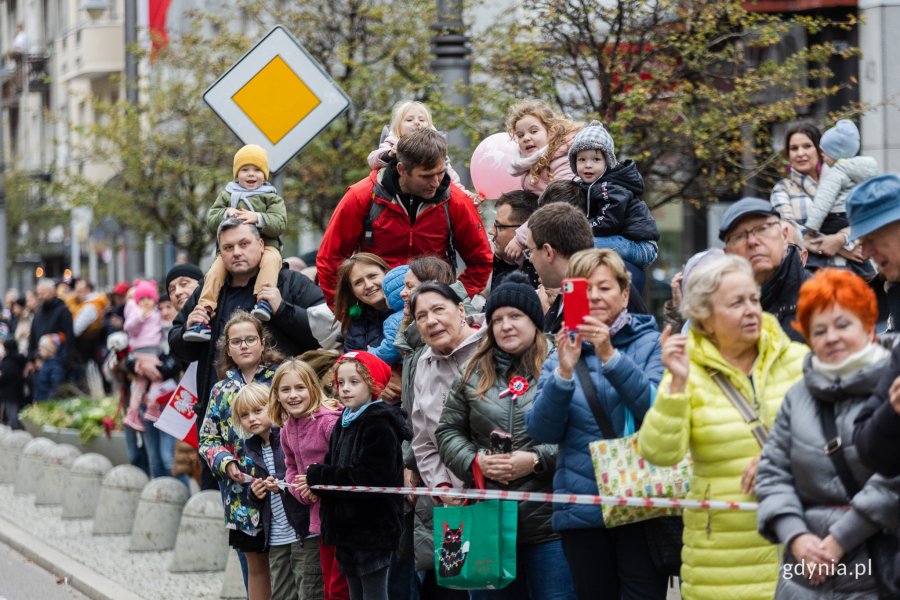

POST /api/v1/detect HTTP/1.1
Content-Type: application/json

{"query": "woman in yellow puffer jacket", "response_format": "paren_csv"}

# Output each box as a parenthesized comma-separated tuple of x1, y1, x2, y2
(639, 255, 806, 599)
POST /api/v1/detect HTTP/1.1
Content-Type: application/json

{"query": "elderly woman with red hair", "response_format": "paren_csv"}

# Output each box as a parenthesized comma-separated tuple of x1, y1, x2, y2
(756, 268, 900, 598)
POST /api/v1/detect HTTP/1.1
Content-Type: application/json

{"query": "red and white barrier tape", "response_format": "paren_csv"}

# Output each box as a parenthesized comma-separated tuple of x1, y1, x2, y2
(309, 484, 759, 511)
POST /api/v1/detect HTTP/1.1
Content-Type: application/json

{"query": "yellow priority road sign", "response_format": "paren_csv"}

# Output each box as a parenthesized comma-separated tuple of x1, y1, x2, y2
(203, 25, 351, 175)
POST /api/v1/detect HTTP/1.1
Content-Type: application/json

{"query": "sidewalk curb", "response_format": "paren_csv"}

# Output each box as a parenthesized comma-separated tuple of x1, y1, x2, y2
(0, 516, 144, 600)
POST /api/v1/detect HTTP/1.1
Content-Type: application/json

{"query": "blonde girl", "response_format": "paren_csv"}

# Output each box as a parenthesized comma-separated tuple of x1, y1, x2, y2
(506, 99, 582, 194)
(367, 100, 468, 194)
(198, 311, 283, 600)
(232, 382, 310, 600)
(270, 358, 347, 600)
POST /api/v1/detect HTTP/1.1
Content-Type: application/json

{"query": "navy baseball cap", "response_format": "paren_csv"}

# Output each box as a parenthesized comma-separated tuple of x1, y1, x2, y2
(718, 197, 779, 241)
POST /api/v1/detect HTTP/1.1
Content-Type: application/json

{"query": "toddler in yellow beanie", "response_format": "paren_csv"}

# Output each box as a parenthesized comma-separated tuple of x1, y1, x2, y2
(183, 144, 287, 342)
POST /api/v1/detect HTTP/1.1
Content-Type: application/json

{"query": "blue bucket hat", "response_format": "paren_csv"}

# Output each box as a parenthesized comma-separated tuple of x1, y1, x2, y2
(847, 174, 900, 240)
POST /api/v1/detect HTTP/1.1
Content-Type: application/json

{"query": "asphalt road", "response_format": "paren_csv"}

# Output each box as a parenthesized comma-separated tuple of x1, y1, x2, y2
(0, 540, 87, 600)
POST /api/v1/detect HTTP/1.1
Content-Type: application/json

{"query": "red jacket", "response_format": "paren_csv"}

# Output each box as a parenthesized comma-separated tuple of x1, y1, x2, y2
(317, 169, 492, 306)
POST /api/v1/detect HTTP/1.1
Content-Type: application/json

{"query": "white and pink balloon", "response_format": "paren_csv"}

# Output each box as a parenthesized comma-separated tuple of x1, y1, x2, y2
(469, 133, 522, 200)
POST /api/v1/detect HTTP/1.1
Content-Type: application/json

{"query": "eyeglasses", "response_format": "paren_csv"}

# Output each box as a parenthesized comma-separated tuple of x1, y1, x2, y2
(493, 221, 523, 231)
(726, 220, 781, 247)
(523, 246, 537, 261)
(227, 335, 260, 348)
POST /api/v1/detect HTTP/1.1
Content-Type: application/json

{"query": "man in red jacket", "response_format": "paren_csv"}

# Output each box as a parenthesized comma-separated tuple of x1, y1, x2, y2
(317, 128, 492, 306)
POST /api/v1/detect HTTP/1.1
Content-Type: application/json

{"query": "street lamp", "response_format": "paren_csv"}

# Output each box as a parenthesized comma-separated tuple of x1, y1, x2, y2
(0, 63, 15, 299)
(431, 0, 472, 186)
(79, 0, 111, 20)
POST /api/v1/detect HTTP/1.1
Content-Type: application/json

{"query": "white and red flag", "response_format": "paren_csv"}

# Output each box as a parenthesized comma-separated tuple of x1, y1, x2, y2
(153, 362, 200, 448)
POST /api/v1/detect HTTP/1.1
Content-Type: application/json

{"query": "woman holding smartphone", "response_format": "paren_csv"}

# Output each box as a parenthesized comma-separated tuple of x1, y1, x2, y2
(526, 248, 667, 600)
(435, 273, 572, 599)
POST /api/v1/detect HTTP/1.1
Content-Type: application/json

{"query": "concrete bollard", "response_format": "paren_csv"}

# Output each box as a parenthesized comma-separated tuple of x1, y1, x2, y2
(220, 550, 247, 599)
(130, 477, 191, 551)
(92, 465, 149, 535)
(14, 437, 56, 495)
(62, 453, 114, 519)
(35, 444, 82, 506)
(170, 490, 228, 572)
(0, 430, 32, 484)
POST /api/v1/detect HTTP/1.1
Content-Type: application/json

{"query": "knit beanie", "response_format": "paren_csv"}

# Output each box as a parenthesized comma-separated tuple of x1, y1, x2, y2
(335, 351, 393, 400)
(233, 144, 270, 180)
(133, 280, 159, 304)
(382, 265, 410, 313)
(568, 120, 618, 175)
(165, 263, 204, 290)
(820, 119, 860, 160)
(485, 272, 544, 330)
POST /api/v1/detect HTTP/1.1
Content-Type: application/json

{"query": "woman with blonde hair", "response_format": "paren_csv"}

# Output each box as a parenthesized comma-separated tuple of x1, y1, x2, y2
(639, 254, 807, 600)
(526, 248, 666, 599)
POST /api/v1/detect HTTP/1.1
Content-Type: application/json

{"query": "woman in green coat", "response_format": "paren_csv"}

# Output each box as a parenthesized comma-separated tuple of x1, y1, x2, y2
(435, 273, 573, 598)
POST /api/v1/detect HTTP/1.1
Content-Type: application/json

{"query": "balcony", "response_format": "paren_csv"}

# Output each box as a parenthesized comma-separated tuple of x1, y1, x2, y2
(59, 22, 124, 82)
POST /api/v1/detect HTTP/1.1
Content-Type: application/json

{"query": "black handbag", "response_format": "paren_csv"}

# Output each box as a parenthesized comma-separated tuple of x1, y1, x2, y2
(818, 402, 900, 599)
(575, 359, 683, 578)
(642, 516, 684, 578)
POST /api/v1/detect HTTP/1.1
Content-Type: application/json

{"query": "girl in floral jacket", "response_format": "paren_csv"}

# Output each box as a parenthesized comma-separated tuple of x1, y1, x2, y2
(198, 310, 284, 600)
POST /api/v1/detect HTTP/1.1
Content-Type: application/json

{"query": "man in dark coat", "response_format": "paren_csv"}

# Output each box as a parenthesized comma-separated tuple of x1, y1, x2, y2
(846, 175, 900, 588)
(0, 339, 27, 428)
(26, 278, 75, 399)
(169, 220, 325, 427)
(720, 197, 811, 343)
(848, 175, 900, 475)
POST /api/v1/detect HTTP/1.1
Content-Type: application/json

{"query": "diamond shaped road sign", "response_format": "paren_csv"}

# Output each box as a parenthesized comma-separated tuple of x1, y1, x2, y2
(203, 26, 351, 175)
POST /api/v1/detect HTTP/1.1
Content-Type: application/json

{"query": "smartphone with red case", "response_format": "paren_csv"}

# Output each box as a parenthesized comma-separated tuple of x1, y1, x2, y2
(562, 278, 590, 331)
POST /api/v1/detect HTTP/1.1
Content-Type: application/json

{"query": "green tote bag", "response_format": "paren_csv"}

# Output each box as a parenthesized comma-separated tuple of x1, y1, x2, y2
(433, 499, 518, 590)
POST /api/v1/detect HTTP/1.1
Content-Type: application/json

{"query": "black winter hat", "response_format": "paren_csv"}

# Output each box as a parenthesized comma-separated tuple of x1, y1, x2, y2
(165, 263, 204, 290)
(485, 272, 544, 330)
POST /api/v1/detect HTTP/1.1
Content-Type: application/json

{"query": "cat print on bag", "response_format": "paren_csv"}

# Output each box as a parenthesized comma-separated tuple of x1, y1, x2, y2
(438, 522, 470, 577)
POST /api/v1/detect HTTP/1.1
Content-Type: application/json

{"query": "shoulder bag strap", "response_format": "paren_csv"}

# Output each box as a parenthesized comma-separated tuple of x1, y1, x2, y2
(707, 369, 769, 448)
(818, 402, 862, 497)
(575, 359, 617, 439)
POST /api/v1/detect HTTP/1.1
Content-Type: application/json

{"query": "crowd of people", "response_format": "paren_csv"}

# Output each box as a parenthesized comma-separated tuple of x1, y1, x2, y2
(2, 99, 900, 600)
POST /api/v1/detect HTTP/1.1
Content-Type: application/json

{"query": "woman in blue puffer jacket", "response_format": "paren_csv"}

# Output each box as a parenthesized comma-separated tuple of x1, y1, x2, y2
(525, 248, 667, 600)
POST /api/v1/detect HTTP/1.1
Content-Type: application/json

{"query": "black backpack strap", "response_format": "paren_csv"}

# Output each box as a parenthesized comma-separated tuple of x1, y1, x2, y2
(362, 192, 386, 249)
(443, 200, 457, 275)
(818, 402, 862, 497)
(575, 359, 616, 439)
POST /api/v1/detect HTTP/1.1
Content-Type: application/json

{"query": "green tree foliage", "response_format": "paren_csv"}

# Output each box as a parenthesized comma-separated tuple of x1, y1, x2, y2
(468, 0, 858, 208)
(60, 21, 246, 263)
(5, 168, 67, 257)
(59, 0, 448, 262)
(242, 0, 446, 230)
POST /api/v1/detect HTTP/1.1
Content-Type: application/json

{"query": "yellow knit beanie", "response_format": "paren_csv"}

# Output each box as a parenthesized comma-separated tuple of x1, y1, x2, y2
(233, 144, 270, 180)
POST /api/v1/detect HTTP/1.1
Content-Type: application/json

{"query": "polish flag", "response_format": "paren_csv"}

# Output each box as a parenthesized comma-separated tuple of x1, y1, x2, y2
(153, 362, 200, 448)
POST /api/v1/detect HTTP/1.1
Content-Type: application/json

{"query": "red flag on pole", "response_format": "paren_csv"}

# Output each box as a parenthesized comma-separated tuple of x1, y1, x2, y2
(148, 0, 172, 57)
(153, 362, 200, 448)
